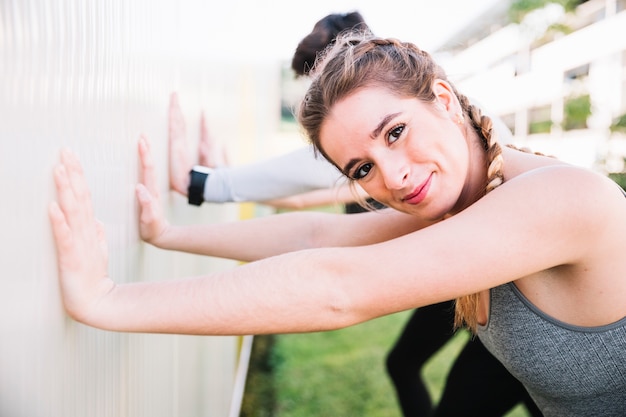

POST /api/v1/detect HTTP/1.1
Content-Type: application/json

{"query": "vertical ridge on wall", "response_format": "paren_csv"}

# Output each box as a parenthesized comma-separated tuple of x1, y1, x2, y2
(0, 1, 282, 416)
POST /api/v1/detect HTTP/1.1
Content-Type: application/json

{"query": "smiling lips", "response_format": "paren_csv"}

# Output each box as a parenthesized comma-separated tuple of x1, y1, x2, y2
(402, 173, 432, 205)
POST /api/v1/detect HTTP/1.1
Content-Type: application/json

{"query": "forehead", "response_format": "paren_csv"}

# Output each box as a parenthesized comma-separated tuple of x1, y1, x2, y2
(319, 87, 416, 164)
(325, 87, 399, 129)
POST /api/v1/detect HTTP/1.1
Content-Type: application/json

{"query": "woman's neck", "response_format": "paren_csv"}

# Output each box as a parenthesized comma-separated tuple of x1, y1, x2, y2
(449, 133, 489, 216)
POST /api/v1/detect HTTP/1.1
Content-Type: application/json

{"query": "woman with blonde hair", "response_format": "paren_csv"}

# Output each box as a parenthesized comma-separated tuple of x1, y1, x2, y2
(50, 32, 626, 416)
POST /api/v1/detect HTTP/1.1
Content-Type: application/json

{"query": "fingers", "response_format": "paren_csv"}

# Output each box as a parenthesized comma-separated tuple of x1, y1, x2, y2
(49, 201, 72, 254)
(135, 183, 166, 244)
(199, 111, 228, 168)
(135, 183, 151, 204)
(169, 92, 180, 119)
(198, 112, 211, 167)
(200, 111, 208, 144)
(53, 149, 95, 228)
(169, 91, 186, 142)
(50, 149, 101, 273)
(135, 184, 155, 223)
(62, 149, 90, 205)
(169, 91, 179, 107)
(168, 92, 192, 194)
(138, 135, 160, 199)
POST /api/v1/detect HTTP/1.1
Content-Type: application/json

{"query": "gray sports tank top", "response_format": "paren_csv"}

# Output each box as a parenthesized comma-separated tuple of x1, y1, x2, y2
(477, 283, 626, 417)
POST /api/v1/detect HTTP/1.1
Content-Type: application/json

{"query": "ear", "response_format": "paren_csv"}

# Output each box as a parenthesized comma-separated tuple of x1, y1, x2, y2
(432, 79, 462, 119)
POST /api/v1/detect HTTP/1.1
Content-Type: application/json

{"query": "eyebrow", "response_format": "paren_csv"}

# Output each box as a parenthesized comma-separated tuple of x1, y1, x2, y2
(341, 112, 402, 175)
(370, 112, 401, 139)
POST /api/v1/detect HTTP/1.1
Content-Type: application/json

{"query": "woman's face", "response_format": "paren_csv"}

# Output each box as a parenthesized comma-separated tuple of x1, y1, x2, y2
(319, 85, 472, 219)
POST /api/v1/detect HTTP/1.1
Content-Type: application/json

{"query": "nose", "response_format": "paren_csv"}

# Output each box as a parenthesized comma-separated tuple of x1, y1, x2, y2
(378, 156, 409, 191)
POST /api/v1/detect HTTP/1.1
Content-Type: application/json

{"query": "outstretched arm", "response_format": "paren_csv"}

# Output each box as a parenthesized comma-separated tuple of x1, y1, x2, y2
(205, 146, 343, 203)
(49, 146, 432, 334)
(261, 183, 368, 210)
(50, 147, 611, 335)
(50, 146, 429, 334)
(138, 136, 428, 260)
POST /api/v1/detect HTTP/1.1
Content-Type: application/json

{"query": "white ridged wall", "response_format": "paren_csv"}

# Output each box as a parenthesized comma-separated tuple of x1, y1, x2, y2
(0, 1, 282, 416)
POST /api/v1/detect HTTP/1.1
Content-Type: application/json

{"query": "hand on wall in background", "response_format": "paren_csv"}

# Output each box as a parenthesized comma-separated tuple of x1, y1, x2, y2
(168, 92, 228, 197)
(136, 135, 171, 247)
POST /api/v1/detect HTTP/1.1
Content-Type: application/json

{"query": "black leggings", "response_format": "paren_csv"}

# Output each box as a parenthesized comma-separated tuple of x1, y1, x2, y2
(386, 301, 543, 417)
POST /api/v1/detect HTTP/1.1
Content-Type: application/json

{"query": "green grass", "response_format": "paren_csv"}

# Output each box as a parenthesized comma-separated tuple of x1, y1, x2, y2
(241, 310, 533, 417)
(272, 313, 409, 417)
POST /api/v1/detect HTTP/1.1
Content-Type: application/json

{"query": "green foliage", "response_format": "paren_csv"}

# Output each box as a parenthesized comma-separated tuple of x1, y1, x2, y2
(610, 113, 626, 133)
(529, 120, 553, 134)
(546, 22, 573, 35)
(509, 0, 550, 23)
(561, 0, 586, 12)
(608, 172, 626, 190)
(562, 94, 591, 130)
(508, 0, 586, 23)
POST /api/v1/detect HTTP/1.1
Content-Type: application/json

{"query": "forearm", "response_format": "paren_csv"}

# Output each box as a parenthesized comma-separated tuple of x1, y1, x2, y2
(262, 184, 364, 210)
(153, 210, 328, 261)
(204, 146, 343, 203)
(151, 208, 432, 261)
(81, 248, 365, 335)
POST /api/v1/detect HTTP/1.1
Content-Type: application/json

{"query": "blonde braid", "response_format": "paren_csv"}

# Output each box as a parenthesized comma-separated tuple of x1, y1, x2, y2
(453, 96, 504, 332)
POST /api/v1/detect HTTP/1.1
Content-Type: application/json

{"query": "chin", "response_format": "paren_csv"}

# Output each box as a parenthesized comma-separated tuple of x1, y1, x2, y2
(398, 202, 449, 221)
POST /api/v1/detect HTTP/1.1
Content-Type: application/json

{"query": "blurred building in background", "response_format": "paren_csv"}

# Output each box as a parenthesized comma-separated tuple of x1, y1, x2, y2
(439, 0, 626, 174)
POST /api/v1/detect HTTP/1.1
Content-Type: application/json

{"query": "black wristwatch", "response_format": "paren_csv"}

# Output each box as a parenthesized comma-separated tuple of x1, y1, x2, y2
(188, 165, 211, 206)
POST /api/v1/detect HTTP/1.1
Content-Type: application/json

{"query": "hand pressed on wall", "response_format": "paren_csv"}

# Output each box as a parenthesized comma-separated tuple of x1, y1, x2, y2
(49, 149, 115, 323)
(168, 92, 192, 195)
(136, 135, 171, 247)
(168, 92, 228, 197)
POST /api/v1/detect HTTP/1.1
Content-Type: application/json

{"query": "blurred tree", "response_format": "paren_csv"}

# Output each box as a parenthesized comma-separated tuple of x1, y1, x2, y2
(562, 94, 591, 130)
(610, 113, 626, 134)
(509, 0, 588, 23)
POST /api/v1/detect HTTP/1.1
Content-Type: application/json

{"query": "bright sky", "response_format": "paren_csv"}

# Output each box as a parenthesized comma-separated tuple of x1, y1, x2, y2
(183, 0, 503, 62)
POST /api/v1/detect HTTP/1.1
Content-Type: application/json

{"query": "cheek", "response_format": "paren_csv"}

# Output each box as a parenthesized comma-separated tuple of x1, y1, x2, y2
(438, 142, 471, 198)
(359, 180, 391, 205)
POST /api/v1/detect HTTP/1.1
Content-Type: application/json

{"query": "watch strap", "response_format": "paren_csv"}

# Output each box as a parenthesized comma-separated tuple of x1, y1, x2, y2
(188, 166, 211, 206)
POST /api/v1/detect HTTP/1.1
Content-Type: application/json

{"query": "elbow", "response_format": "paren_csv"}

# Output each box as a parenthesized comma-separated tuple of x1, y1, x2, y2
(320, 284, 374, 331)
(310, 251, 369, 330)
(322, 286, 356, 328)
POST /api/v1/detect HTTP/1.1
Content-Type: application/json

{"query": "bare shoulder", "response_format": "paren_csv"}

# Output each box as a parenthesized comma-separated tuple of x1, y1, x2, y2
(491, 163, 626, 325)
(503, 162, 625, 211)
(476, 162, 626, 264)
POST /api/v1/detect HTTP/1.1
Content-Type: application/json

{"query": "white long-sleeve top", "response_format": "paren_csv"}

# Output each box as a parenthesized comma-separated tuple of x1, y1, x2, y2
(203, 145, 346, 203)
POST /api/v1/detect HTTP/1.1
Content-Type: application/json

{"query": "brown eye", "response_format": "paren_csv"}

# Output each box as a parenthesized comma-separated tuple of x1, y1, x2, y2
(353, 163, 373, 180)
(387, 124, 404, 144)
